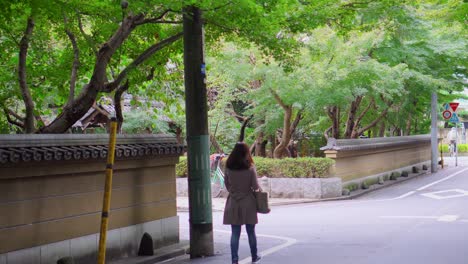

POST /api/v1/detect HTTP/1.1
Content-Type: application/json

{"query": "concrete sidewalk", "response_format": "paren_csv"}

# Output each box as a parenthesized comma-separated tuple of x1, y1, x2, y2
(176, 196, 322, 212)
(113, 159, 468, 264)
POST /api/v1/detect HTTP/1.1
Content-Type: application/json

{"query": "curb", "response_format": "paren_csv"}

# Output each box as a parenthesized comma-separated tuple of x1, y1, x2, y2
(176, 169, 433, 211)
(110, 241, 189, 264)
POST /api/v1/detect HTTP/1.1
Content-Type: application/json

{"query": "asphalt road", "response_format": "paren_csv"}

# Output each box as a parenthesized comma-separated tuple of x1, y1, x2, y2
(162, 157, 468, 264)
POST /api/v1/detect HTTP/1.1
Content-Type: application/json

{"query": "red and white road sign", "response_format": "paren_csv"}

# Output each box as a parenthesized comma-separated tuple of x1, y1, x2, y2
(442, 110, 452, 120)
(449, 102, 459, 112)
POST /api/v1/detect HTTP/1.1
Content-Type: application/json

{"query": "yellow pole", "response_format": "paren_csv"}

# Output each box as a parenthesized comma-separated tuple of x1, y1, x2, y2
(97, 117, 118, 264)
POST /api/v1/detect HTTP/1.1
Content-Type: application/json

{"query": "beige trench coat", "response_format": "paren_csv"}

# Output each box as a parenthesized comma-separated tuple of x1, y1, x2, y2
(223, 166, 260, 225)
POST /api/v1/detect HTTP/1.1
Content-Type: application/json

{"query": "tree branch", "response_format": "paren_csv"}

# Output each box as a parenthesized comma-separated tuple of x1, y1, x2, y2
(269, 88, 288, 110)
(77, 12, 97, 55)
(4, 108, 24, 128)
(103, 31, 183, 92)
(91, 13, 145, 87)
(136, 9, 179, 25)
(290, 109, 304, 134)
(64, 16, 80, 107)
(324, 126, 332, 140)
(202, 1, 233, 12)
(19, 17, 36, 133)
(355, 107, 390, 137)
(354, 97, 375, 128)
(114, 80, 129, 133)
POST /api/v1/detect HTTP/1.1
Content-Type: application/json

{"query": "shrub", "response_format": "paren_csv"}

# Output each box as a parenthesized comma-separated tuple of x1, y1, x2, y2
(383, 174, 390, 181)
(175, 156, 335, 178)
(439, 144, 468, 153)
(344, 182, 359, 192)
(378, 176, 384, 184)
(401, 171, 409, 177)
(459, 144, 468, 153)
(422, 164, 428, 170)
(439, 144, 449, 153)
(412, 166, 419, 173)
(176, 156, 188, 177)
(342, 189, 351, 196)
(360, 177, 380, 189)
(253, 157, 335, 178)
(390, 171, 400, 180)
(361, 181, 369, 189)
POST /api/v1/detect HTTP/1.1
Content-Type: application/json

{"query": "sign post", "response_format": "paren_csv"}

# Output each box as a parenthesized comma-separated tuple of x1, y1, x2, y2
(443, 102, 460, 166)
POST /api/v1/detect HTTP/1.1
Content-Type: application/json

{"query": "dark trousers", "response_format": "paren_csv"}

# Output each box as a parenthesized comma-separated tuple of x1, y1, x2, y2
(230, 224, 257, 263)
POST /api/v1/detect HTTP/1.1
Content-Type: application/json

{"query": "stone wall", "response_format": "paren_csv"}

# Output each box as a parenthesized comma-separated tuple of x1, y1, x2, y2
(177, 177, 342, 199)
(0, 134, 184, 264)
(321, 135, 431, 183)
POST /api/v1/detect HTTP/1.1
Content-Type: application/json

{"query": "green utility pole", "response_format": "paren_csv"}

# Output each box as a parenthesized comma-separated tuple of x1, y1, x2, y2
(183, 6, 214, 258)
(431, 92, 438, 173)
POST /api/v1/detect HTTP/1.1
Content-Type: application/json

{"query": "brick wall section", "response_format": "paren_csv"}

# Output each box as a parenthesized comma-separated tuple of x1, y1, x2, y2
(0, 134, 184, 257)
(321, 135, 431, 182)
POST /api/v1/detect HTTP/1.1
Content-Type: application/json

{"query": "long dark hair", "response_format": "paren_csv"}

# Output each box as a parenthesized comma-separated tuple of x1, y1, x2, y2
(226, 142, 254, 170)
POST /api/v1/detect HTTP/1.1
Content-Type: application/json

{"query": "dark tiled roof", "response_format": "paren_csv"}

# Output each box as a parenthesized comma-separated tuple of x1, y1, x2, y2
(320, 135, 431, 151)
(0, 134, 185, 164)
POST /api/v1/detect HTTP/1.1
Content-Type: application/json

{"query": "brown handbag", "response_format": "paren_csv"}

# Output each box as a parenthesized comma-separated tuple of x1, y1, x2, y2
(254, 191, 271, 214)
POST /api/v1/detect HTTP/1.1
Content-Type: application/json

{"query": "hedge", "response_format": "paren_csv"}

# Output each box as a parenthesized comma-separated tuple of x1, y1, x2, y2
(175, 156, 335, 178)
(439, 144, 468, 153)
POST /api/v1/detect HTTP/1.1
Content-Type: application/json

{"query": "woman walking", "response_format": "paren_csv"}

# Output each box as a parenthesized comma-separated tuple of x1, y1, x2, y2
(223, 142, 262, 264)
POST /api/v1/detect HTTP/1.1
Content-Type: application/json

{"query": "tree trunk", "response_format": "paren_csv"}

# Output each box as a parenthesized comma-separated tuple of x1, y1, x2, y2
(273, 106, 292, 158)
(259, 139, 267, 157)
(19, 17, 36, 133)
(268, 135, 276, 158)
(327, 106, 340, 139)
(209, 134, 224, 153)
(379, 121, 386, 137)
(255, 132, 265, 156)
(270, 88, 295, 158)
(404, 113, 412, 136)
(344, 96, 362, 138)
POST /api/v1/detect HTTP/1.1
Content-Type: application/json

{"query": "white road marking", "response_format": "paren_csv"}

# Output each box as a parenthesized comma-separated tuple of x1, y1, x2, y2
(372, 167, 468, 201)
(385, 191, 416, 200)
(380, 215, 460, 222)
(214, 229, 297, 264)
(437, 215, 459, 222)
(416, 167, 468, 191)
(421, 189, 468, 200)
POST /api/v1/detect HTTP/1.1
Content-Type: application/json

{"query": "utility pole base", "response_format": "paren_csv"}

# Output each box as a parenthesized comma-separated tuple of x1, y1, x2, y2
(190, 223, 214, 258)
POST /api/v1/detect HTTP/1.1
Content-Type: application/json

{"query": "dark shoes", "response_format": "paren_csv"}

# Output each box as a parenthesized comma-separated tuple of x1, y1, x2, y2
(232, 255, 261, 263)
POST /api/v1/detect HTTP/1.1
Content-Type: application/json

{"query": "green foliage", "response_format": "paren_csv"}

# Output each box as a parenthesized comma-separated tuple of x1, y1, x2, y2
(176, 156, 188, 178)
(361, 181, 369, 189)
(383, 174, 390, 181)
(362, 177, 379, 189)
(378, 176, 384, 184)
(175, 156, 335, 178)
(390, 171, 401, 180)
(253, 157, 335, 178)
(121, 109, 170, 134)
(343, 182, 359, 192)
(439, 144, 468, 153)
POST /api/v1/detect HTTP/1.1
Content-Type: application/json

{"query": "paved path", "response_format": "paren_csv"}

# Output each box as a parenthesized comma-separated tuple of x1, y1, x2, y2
(161, 158, 468, 264)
